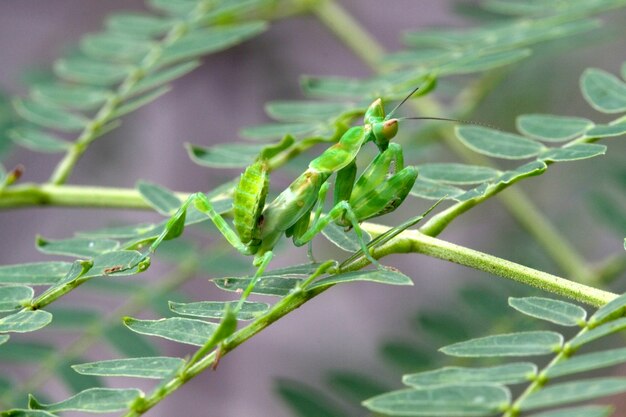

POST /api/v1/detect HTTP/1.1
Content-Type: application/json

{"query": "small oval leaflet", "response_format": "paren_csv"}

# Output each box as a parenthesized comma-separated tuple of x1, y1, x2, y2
(124, 317, 218, 346)
(568, 317, 626, 349)
(321, 222, 371, 252)
(186, 142, 265, 168)
(0, 310, 53, 333)
(29, 387, 143, 412)
(13, 99, 88, 132)
(585, 122, 626, 138)
(0, 286, 34, 313)
(137, 181, 181, 216)
(9, 127, 71, 153)
(403, 362, 537, 388)
(410, 178, 465, 200)
(169, 300, 269, 321)
(539, 143, 606, 162)
(516, 114, 593, 142)
(581, 68, 626, 113)
(72, 357, 184, 379)
(588, 291, 626, 326)
(521, 377, 626, 411)
(240, 123, 320, 141)
(307, 268, 413, 290)
(417, 163, 500, 185)
(508, 297, 587, 326)
(546, 347, 626, 379)
(440, 331, 563, 357)
(265, 101, 353, 122)
(363, 384, 511, 416)
(456, 126, 544, 159)
(36, 236, 120, 258)
(0, 261, 72, 286)
(54, 57, 131, 86)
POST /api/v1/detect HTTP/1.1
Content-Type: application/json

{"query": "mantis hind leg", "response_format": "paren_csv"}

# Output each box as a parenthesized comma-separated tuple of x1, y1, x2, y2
(150, 192, 251, 256)
(293, 201, 381, 269)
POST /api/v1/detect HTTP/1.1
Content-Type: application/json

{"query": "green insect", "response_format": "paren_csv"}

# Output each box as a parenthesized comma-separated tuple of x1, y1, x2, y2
(151, 88, 434, 301)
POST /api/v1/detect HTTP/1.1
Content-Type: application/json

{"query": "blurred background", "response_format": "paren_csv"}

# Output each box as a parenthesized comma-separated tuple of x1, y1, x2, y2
(0, 1, 625, 416)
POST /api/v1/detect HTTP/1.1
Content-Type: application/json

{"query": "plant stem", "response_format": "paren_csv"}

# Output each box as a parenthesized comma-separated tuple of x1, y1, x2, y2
(0, 183, 191, 209)
(311, 0, 597, 284)
(360, 222, 616, 307)
(123, 220, 616, 416)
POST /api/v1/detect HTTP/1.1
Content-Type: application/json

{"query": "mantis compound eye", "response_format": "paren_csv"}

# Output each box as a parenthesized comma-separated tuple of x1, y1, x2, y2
(373, 119, 398, 150)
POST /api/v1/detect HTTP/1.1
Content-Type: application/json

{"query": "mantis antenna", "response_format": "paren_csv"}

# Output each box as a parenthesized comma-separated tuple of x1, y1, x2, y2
(400, 116, 500, 130)
(385, 85, 421, 119)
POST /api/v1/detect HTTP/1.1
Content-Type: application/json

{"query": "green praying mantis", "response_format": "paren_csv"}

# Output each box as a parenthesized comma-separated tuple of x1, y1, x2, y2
(150, 87, 454, 303)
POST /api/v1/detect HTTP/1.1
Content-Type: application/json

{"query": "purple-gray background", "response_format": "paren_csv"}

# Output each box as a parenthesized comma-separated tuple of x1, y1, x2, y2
(1, 1, 625, 416)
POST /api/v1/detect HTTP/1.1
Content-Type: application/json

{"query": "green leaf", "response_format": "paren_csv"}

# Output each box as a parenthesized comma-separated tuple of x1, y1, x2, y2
(588, 292, 626, 326)
(0, 262, 72, 286)
(112, 86, 170, 118)
(581, 68, 626, 113)
(54, 57, 131, 86)
(301, 75, 377, 98)
(276, 379, 349, 417)
(0, 286, 34, 312)
(540, 143, 606, 162)
(0, 410, 58, 417)
(441, 331, 563, 357)
(495, 160, 546, 185)
(516, 114, 593, 142)
(159, 22, 266, 66)
(214, 276, 300, 296)
(522, 377, 626, 411)
(186, 142, 264, 168)
(569, 317, 626, 349)
(104, 324, 160, 357)
(547, 347, 626, 379)
(404, 363, 536, 388)
(321, 223, 370, 252)
(123, 317, 218, 346)
(38, 260, 92, 297)
(72, 357, 184, 379)
(417, 163, 500, 185)
(13, 99, 88, 132)
(105, 12, 174, 37)
(130, 61, 200, 96)
(137, 181, 181, 215)
(410, 178, 465, 200)
(456, 126, 544, 159)
(36, 236, 119, 257)
(240, 123, 320, 140)
(76, 223, 156, 239)
(32, 83, 110, 110)
(265, 101, 352, 122)
(80, 32, 152, 63)
(84, 250, 148, 278)
(440, 49, 531, 75)
(363, 385, 511, 416)
(586, 122, 626, 138)
(526, 406, 613, 417)
(0, 335, 8, 346)
(9, 127, 71, 152)
(308, 269, 413, 290)
(0, 310, 52, 333)
(508, 297, 587, 326)
(29, 388, 142, 413)
(169, 300, 268, 321)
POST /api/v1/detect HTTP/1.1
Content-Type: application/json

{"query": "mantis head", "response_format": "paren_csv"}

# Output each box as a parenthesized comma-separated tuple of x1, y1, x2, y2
(364, 98, 399, 151)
